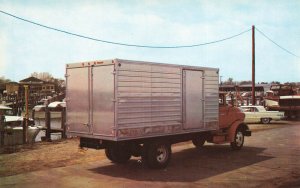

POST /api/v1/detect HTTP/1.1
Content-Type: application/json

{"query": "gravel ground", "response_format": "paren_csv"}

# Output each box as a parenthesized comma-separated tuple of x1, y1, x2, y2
(0, 138, 107, 177)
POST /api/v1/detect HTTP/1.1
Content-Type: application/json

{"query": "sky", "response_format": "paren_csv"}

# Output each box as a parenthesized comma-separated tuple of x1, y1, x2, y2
(0, 0, 299, 83)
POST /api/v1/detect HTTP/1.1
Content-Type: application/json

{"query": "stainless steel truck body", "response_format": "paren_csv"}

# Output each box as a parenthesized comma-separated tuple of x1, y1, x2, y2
(66, 59, 251, 168)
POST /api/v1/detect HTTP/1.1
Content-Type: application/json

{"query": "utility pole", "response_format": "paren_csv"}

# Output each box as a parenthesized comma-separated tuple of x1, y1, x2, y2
(252, 25, 256, 105)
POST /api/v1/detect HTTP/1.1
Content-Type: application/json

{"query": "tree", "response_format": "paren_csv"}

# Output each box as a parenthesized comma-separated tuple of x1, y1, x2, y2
(0, 76, 11, 84)
(30, 72, 54, 82)
(240, 80, 252, 85)
(224, 77, 234, 85)
(284, 82, 296, 86)
(271, 81, 281, 84)
(53, 78, 65, 93)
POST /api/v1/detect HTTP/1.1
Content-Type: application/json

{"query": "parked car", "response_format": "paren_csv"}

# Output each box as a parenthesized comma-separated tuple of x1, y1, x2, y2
(240, 106, 285, 124)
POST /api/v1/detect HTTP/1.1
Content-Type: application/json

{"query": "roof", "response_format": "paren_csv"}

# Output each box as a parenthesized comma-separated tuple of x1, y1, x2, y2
(43, 81, 55, 85)
(19, 77, 44, 84)
(0, 105, 12, 110)
(219, 84, 270, 92)
(66, 58, 219, 72)
(48, 101, 66, 108)
(240, 105, 266, 110)
(7, 81, 19, 85)
(4, 116, 23, 122)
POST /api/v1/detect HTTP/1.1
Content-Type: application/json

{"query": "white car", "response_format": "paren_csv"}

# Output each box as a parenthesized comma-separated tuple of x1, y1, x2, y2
(240, 106, 285, 124)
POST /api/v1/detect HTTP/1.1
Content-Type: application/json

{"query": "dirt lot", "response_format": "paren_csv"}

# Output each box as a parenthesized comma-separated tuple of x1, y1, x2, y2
(0, 137, 106, 177)
(0, 121, 299, 187)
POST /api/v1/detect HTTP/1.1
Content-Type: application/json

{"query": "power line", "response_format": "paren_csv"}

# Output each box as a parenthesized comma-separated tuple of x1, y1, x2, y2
(255, 27, 300, 58)
(0, 10, 251, 49)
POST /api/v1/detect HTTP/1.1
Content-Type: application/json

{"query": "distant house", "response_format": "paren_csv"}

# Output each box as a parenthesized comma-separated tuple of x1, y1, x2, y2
(19, 76, 55, 95)
(0, 84, 5, 96)
(5, 82, 19, 95)
(41, 82, 55, 94)
(19, 77, 44, 94)
(219, 84, 270, 93)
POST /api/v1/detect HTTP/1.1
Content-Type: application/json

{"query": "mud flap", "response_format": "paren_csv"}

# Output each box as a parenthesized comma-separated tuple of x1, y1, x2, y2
(244, 130, 252, 136)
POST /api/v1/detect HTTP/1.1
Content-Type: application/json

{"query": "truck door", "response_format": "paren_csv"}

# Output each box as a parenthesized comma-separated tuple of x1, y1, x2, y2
(183, 70, 204, 129)
(66, 67, 91, 134)
(92, 65, 115, 136)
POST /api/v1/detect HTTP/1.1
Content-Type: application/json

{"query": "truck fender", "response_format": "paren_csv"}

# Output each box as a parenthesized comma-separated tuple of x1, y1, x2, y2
(227, 121, 249, 142)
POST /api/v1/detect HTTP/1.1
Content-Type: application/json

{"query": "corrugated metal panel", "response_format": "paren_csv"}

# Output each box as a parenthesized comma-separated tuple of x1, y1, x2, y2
(67, 59, 220, 140)
(116, 61, 182, 137)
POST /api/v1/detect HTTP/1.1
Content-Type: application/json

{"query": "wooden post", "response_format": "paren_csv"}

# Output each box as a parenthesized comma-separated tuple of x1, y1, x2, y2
(0, 114, 5, 147)
(22, 117, 26, 144)
(45, 106, 51, 141)
(32, 109, 35, 120)
(61, 108, 66, 139)
(252, 25, 256, 105)
(23, 85, 29, 144)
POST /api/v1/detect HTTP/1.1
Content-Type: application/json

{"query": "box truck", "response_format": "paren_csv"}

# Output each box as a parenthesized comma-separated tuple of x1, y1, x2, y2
(66, 59, 251, 168)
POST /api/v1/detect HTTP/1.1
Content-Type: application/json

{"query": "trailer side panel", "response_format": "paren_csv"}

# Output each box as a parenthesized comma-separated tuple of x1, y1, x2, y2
(116, 61, 182, 139)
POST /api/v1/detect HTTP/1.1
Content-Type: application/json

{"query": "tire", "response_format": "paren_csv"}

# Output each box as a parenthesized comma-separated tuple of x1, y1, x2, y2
(192, 137, 206, 148)
(105, 144, 131, 164)
(105, 148, 113, 161)
(261, 118, 271, 124)
(142, 142, 172, 169)
(230, 128, 244, 150)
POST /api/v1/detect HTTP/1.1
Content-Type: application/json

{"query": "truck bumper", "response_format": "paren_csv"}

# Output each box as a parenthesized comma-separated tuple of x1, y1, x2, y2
(80, 137, 106, 149)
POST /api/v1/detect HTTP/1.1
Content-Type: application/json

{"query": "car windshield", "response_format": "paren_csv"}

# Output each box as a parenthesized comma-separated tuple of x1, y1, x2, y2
(240, 107, 258, 112)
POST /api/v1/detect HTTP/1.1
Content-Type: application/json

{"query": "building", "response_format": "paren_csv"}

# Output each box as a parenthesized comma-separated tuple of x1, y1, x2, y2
(5, 82, 20, 95)
(219, 84, 271, 94)
(42, 82, 55, 94)
(19, 77, 43, 94)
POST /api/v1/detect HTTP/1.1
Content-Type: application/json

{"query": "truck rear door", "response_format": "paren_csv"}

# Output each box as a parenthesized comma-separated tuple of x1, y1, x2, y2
(92, 65, 115, 136)
(66, 67, 91, 135)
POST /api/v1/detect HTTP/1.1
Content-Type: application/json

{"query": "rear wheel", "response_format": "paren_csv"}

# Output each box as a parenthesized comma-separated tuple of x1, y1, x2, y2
(142, 142, 171, 169)
(105, 148, 113, 161)
(230, 128, 244, 150)
(261, 118, 271, 124)
(192, 137, 206, 148)
(105, 144, 131, 164)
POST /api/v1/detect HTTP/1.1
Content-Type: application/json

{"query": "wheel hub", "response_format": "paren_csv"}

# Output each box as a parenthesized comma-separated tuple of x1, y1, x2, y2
(235, 131, 244, 147)
(156, 146, 168, 163)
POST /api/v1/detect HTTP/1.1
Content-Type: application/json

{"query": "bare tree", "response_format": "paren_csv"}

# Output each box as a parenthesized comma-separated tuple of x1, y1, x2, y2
(0, 76, 11, 84)
(240, 80, 252, 85)
(30, 72, 54, 82)
(224, 77, 234, 85)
